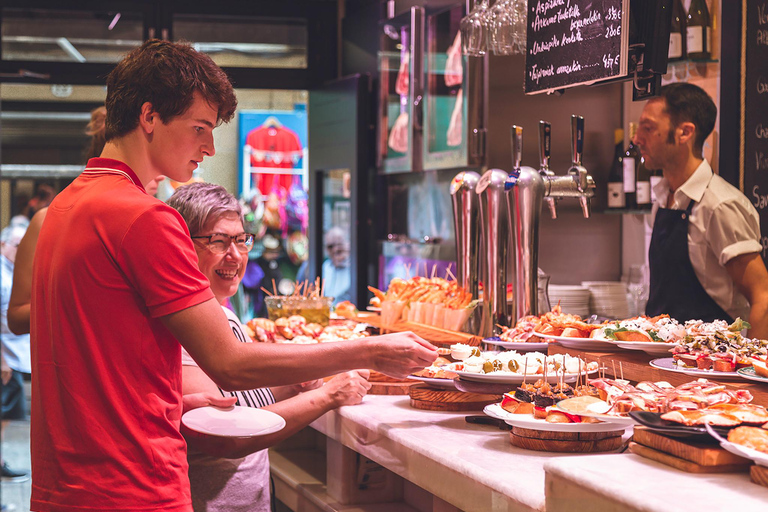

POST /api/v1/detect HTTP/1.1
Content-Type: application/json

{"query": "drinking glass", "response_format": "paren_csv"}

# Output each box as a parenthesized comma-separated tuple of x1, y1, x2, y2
(627, 264, 649, 317)
(460, 0, 490, 56)
(511, 0, 528, 54)
(489, 0, 515, 55)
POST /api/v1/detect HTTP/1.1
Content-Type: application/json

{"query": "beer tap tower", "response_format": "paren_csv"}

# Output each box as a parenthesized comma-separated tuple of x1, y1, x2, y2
(506, 115, 596, 325)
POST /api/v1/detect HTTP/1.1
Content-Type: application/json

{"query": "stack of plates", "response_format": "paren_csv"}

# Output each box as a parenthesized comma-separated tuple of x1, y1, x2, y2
(547, 285, 590, 317)
(581, 281, 630, 319)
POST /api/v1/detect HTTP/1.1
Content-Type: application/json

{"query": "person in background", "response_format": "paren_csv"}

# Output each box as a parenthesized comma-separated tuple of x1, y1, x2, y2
(7, 105, 165, 336)
(635, 82, 768, 338)
(168, 182, 371, 512)
(30, 39, 436, 512)
(322, 226, 351, 305)
(1, 225, 31, 481)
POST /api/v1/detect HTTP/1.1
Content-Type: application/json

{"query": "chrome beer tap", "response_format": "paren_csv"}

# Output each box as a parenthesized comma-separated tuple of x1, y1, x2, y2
(538, 121, 558, 219)
(476, 168, 512, 337)
(506, 126, 544, 324)
(450, 171, 482, 332)
(505, 116, 596, 324)
(543, 115, 596, 218)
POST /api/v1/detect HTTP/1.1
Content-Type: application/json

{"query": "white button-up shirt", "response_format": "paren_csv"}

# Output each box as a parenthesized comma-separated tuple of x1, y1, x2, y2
(650, 160, 763, 322)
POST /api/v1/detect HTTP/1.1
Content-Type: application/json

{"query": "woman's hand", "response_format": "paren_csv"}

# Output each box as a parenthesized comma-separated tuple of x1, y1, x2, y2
(323, 370, 372, 408)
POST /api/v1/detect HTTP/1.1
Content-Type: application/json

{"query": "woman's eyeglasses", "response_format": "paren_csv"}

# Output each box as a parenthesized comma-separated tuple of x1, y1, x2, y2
(192, 233, 255, 254)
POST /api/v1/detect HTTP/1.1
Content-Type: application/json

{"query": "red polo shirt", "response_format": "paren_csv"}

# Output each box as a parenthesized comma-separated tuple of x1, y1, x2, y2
(30, 158, 214, 512)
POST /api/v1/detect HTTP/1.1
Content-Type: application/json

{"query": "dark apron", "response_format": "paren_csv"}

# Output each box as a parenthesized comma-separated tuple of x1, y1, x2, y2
(646, 198, 734, 323)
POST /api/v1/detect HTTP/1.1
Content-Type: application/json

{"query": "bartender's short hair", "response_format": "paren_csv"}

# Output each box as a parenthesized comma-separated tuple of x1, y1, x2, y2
(105, 39, 237, 141)
(658, 83, 716, 155)
(167, 182, 243, 237)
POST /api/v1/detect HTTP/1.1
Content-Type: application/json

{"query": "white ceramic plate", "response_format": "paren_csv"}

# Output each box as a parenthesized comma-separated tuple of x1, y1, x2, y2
(599, 339, 677, 356)
(483, 337, 550, 352)
(544, 333, 617, 351)
(705, 423, 768, 467)
(452, 368, 598, 384)
(738, 367, 768, 383)
(649, 357, 742, 381)
(406, 375, 458, 390)
(555, 396, 637, 426)
(182, 406, 286, 438)
(483, 403, 627, 433)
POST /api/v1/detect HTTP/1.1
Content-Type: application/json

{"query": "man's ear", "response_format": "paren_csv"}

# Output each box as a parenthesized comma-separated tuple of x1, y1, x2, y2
(138, 102, 157, 134)
(677, 121, 696, 146)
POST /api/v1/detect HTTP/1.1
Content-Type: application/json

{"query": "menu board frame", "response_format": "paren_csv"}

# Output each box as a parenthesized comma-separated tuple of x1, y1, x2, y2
(524, 0, 630, 94)
(740, 0, 768, 261)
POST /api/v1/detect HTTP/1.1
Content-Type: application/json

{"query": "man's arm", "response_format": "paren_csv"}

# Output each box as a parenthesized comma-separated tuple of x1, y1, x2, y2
(160, 298, 437, 391)
(8, 208, 46, 334)
(725, 252, 768, 339)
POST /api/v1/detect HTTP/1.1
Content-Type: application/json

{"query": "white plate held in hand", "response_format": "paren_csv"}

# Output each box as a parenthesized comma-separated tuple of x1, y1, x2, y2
(182, 405, 286, 438)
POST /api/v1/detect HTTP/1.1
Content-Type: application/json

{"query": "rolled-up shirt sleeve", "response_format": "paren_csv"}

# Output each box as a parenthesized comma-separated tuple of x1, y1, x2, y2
(707, 199, 763, 266)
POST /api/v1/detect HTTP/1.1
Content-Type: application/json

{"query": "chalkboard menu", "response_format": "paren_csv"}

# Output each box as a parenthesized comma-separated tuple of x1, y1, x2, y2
(743, 0, 768, 260)
(525, 0, 628, 94)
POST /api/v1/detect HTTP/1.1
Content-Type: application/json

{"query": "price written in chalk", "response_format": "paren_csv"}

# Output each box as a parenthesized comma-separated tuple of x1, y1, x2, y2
(603, 53, 620, 70)
(605, 6, 621, 21)
(605, 24, 620, 38)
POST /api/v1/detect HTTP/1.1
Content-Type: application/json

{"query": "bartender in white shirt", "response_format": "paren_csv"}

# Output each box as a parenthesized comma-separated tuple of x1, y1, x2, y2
(634, 83, 768, 339)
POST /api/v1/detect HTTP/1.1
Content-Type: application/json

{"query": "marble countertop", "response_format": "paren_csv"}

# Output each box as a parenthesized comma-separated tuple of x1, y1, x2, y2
(312, 395, 768, 512)
(311, 395, 625, 512)
(544, 453, 768, 512)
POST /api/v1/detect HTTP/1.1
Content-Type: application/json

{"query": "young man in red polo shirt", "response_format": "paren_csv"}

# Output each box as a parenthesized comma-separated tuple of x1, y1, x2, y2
(30, 40, 436, 512)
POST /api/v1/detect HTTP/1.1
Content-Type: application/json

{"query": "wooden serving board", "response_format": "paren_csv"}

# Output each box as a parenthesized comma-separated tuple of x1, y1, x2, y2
(633, 427, 750, 466)
(369, 381, 417, 396)
(629, 442, 750, 473)
(750, 465, 768, 487)
(408, 383, 500, 411)
(510, 427, 622, 453)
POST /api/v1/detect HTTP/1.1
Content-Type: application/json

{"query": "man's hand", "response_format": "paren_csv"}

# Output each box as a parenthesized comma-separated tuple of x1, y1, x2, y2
(182, 392, 237, 414)
(323, 370, 372, 407)
(368, 332, 438, 379)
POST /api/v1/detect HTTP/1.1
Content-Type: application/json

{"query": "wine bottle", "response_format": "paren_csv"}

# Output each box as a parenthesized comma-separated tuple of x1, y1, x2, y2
(687, 0, 710, 60)
(624, 123, 639, 210)
(649, 168, 663, 204)
(636, 156, 653, 209)
(608, 129, 626, 209)
(668, 0, 686, 61)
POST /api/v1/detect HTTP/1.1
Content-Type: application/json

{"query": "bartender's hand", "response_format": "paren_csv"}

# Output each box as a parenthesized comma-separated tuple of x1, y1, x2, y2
(322, 370, 372, 407)
(368, 332, 438, 379)
(182, 392, 237, 414)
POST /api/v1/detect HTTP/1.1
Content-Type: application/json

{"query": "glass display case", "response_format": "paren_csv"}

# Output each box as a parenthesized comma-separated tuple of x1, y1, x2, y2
(377, 7, 423, 174)
(423, 3, 472, 170)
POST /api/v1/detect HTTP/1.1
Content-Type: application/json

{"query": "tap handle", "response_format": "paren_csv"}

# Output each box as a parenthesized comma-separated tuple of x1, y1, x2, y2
(538, 121, 551, 170)
(511, 125, 523, 170)
(571, 115, 584, 166)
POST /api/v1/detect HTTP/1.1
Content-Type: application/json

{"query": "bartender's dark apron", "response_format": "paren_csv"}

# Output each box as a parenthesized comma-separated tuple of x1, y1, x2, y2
(646, 198, 734, 323)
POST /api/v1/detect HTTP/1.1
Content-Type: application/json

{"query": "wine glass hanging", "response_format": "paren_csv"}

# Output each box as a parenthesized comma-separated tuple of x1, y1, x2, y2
(461, 0, 527, 57)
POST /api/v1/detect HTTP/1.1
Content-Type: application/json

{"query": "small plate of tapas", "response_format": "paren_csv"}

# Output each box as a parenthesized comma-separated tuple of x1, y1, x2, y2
(602, 339, 676, 356)
(453, 368, 597, 385)
(738, 367, 768, 383)
(705, 423, 768, 467)
(484, 403, 626, 433)
(555, 396, 637, 426)
(544, 333, 618, 351)
(482, 337, 549, 352)
(650, 357, 742, 381)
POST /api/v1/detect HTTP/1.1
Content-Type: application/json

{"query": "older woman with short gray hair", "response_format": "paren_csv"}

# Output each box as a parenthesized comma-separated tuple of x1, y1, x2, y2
(167, 182, 372, 512)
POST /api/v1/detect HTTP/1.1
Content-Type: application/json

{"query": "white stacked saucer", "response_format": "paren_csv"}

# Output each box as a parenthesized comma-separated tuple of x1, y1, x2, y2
(581, 281, 630, 320)
(547, 285, 591, 317)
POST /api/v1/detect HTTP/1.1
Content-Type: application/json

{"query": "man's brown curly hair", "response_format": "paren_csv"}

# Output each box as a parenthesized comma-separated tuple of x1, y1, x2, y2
(105, 39, 237, 141)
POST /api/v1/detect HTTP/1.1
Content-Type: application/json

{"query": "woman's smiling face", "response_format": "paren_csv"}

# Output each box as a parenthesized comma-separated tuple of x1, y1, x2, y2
(193, 212, 247, 303)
